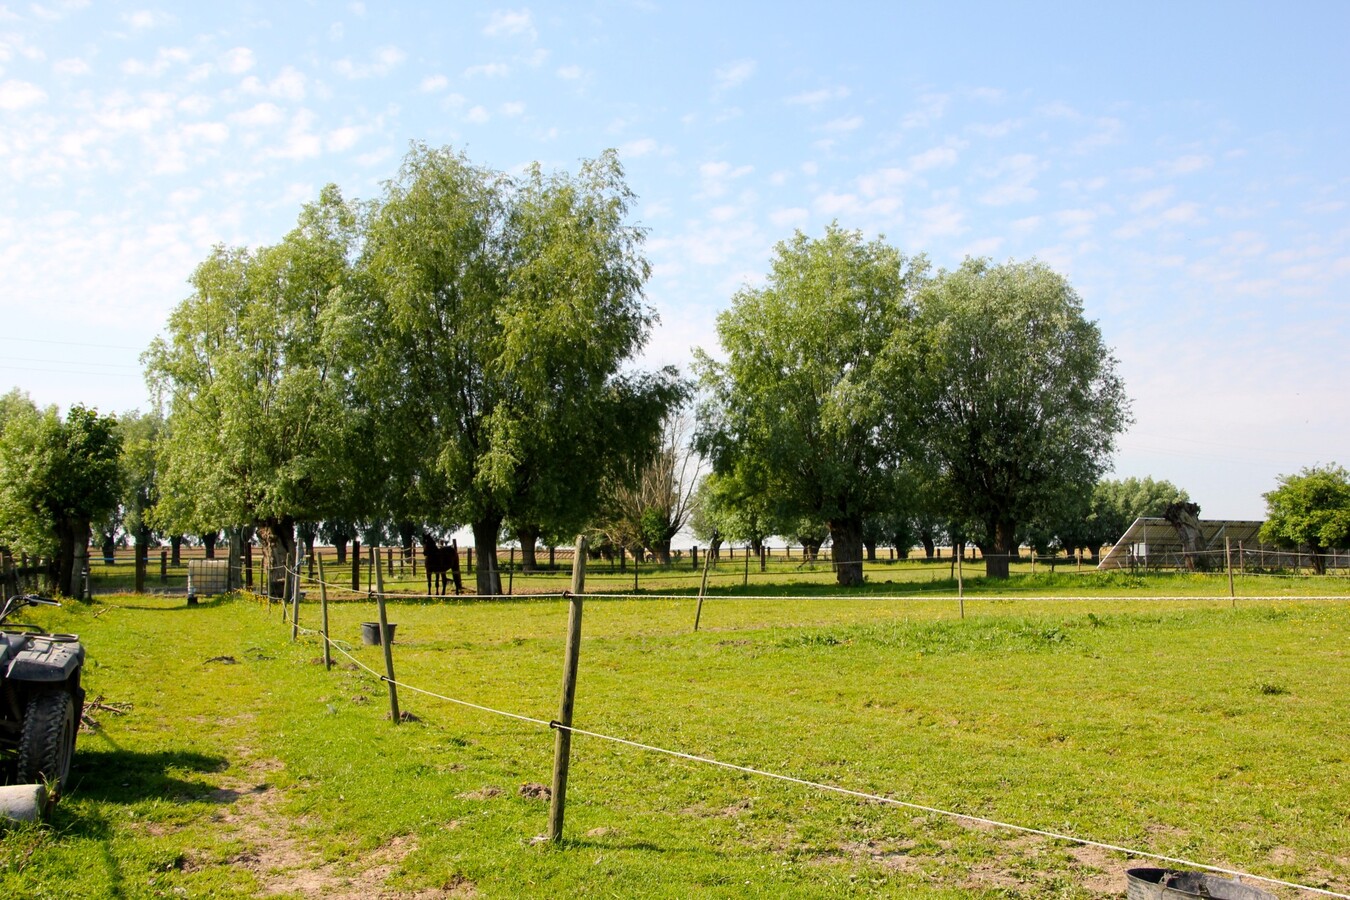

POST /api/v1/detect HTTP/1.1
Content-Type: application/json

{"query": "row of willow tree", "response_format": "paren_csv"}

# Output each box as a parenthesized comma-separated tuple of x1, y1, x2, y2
(2, 142, 1146, 594)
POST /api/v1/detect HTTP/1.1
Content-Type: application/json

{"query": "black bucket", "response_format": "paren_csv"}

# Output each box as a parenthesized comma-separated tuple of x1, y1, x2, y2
(1126, 868, 1275, 900)
(360, 622, 396, 646)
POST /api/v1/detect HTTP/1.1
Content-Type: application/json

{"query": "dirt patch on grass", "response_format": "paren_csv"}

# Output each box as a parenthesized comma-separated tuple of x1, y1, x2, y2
(181, 768, 476, 898)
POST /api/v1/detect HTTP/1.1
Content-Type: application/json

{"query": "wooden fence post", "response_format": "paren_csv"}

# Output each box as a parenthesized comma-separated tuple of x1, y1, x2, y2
(351, 539, 361, 592)
(549, 536, 587, 843)
(374, 550, 400, 724)
(317, 554, 332, 671)
(1226, 536, 1235, 605)
(160, 550, 168, 584)
(958, 552, 965, 619)
(693, 535, 714, 632)
(291, 543, 303, 641)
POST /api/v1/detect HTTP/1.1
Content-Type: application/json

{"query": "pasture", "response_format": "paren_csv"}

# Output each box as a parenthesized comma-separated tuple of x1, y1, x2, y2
(1, 580, 1347, 898)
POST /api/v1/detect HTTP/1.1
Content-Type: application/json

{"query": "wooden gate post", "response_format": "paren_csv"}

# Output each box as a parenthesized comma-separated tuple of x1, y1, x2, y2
(317, 554, 332, 670)
(549, 536, 587, 843)
(374, 552, 400, 723)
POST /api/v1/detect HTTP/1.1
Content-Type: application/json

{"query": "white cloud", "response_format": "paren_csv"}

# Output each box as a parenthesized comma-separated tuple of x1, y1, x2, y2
(909, 142, 963, 172)
(221, 47, 255, 75)
(902, 92, 949, 129)
(858, 167, 913, 196)
(556, 64, 583, 80)
(464, 62, 509, 78)
(267, 109, 321, 160)
(785, 86, 849, 107)
(465, 105, 489, 124)
(124, 9, 171, 29)
(961, 236, 1004, 257)
(500, 100, 525, 117)
(699, 160, 753, 197)
(122, 47, 191, 77)
(52, 57, 89, 76)
(1165, 154, 1211, 175)
(714, 59, 755, 92)
(335, 45, 406, 79)
(420, 74, 448, 92)
(978, 153, 1042, 206)
(821, 115, 863, 133)
(241, 66, 306, 101)
(0, 79, 46, 110)
(182, 121, 228, 143)
(967, 118, 1020, 138)
(619, 137, 658, 158)
(769, 207, 809, 229)
(326, 125, 362, 151)
(916, 202, 966, 239)
(483, 9, 535, 38)
(1129, 187, 1174, 213)
(231, 102, 286, 128)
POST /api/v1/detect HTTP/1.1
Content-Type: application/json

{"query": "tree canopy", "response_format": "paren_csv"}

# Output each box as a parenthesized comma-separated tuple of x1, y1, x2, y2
(365, 145, 682, 593)
(896, 258, 1131, 577)
(1260, 464, 1350, 575)
(144, 184, 369, 581)
(695, 224, 928, 585)
(0, 392, 122, 596)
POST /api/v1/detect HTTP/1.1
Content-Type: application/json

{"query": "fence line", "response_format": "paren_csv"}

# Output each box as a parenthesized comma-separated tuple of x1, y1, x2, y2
(267, 569, 1348, 898)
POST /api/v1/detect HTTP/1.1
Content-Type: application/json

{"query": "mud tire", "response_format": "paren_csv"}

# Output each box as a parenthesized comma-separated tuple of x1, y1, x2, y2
(17, 691, 76, 797)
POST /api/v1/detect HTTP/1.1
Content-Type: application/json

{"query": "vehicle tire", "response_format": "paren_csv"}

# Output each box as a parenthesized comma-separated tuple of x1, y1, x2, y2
(17, 691, 76, 796)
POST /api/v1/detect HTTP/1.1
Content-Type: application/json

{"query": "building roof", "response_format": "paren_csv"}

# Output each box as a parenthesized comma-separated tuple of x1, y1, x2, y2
(1097, 517, 1268, 570)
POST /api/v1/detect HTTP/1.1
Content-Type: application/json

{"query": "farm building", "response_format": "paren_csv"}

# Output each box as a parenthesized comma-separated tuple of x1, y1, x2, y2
(1096, 517, 1335, 572)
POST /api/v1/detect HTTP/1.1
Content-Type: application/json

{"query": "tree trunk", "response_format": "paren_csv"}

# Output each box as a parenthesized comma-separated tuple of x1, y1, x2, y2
(921, 535, 935, 560)
(652, 539, 672, 567)
(828, 517, 865, 586)
(227, 527, 243, 591)
(334, 538, 348, 565)
(864, 540, 877, 563)
(56, 521, 76, 598)
(709, 538, 722, 563)
(170, 535, 182, 566)
(397, 521, 415, 563)
(255, 517, 296, 601)
(202, 531, 218, 560)
(134, 528, 148, 594)
(516, 526, 540, 573)
(1310, 542, 1327, 576)
(472, 518, 502, 596)
(986, 519, 1017, 579)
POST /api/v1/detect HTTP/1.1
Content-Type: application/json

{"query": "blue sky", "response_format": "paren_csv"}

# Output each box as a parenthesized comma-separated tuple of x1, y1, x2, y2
(1, 1, 1346, 521)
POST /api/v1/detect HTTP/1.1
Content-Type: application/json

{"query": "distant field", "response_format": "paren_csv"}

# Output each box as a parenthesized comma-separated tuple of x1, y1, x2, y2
(2, 585, 1346, 897)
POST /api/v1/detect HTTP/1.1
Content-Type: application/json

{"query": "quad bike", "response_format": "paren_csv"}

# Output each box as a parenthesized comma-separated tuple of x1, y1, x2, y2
(0, 594, 85, 800)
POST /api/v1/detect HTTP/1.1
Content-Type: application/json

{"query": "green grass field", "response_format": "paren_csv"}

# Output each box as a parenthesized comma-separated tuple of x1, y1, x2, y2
(1, 578, 1347, 898)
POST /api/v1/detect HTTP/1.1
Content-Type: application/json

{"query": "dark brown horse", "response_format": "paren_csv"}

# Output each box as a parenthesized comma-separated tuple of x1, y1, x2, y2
(419, 533, 464, 596)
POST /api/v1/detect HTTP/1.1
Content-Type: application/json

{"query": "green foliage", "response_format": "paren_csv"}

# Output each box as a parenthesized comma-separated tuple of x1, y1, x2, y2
(898, 258, 1131, 575)
(116, 408, 163, 541)
(144, 184, 369, 540)
(367, 144, 682, 590)
(0, 394, 122, 593)
(1260, 464, 1350, 572)
(695, 223, 928, 583)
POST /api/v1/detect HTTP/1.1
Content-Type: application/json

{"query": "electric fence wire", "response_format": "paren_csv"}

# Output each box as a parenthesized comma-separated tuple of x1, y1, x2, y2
(271, 579, 1350, 899)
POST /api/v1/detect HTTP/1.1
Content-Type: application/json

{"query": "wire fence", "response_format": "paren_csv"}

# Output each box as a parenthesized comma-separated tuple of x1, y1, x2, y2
(246, 555, 1350, 899)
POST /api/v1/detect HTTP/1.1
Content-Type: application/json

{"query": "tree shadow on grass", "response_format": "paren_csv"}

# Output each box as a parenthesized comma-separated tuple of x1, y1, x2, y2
(94, 595, 231, 612)
(63, 747, 231, 806)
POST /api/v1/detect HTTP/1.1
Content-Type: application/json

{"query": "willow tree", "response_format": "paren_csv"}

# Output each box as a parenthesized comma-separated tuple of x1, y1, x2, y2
(898, 258, 1131, 578)
(0, 395, 122, 597)
(365, 144, 678, 594)
(695, 224, 929, 586)
(145, 185, 368, 589)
